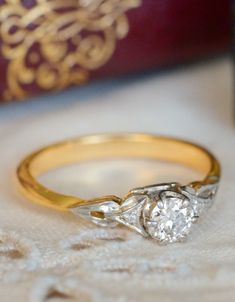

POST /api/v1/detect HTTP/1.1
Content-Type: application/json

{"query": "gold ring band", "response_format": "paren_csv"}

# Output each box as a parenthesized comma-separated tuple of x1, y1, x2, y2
(16, 133, 221, 244)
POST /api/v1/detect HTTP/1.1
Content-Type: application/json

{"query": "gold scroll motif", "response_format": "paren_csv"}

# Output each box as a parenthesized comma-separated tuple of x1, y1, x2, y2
(0, 0, 141, 101)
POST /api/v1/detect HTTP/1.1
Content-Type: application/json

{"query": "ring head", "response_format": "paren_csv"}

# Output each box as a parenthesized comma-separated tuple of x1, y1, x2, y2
(70, 182, 218, 244)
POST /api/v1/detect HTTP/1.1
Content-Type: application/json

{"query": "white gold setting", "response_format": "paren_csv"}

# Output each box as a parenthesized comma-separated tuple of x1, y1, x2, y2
(70, 180, 219, 244)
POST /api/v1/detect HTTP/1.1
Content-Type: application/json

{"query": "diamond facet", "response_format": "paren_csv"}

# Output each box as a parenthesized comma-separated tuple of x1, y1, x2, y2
(145, 191, 195, 243)
(113, 195, 149, 237)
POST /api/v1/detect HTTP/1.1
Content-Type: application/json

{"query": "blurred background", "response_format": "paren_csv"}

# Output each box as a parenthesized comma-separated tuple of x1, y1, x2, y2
(0, 1, 234, 302)
(0, 0, 231, 102)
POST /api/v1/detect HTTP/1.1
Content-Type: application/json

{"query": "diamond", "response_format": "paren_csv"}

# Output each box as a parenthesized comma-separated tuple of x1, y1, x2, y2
(119, 203, 142, 226)
(114, 195, 149, 237)
(182, 183, 218, 217)
(145, 191, 195, 243)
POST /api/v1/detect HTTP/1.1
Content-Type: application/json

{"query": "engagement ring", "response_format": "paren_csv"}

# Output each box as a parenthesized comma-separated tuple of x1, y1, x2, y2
(17, 133, 221, 244)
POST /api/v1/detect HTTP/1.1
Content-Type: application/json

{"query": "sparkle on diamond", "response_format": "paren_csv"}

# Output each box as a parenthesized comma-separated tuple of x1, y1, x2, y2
(147, 195, 195, 243)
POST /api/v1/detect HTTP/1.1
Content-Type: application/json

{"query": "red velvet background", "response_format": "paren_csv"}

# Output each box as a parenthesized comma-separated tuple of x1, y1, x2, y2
(92, 0, 231, 79)
(0, 0, 231, 102)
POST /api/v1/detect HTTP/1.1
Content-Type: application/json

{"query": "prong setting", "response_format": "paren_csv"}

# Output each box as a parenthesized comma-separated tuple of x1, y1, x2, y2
(143, 188, 195, 243)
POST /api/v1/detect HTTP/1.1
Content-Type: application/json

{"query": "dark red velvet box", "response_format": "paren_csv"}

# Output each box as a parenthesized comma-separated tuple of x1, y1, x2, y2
(0, 0, 231, 102)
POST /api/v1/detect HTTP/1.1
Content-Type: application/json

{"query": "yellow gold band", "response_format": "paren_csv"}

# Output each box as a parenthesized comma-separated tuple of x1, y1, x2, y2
(16, 133, 220, 211)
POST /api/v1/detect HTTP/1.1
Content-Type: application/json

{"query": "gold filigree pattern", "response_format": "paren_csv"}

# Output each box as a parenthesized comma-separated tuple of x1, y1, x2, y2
(0, 0, 141, 101)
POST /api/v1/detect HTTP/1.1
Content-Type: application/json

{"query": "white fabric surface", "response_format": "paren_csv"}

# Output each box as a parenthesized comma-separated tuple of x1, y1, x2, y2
(0, 57, 234, 302)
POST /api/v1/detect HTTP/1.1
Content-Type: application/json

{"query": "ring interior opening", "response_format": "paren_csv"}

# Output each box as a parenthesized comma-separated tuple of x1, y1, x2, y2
(28, 135, 215, 180)
(17, 134, 220, 209)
